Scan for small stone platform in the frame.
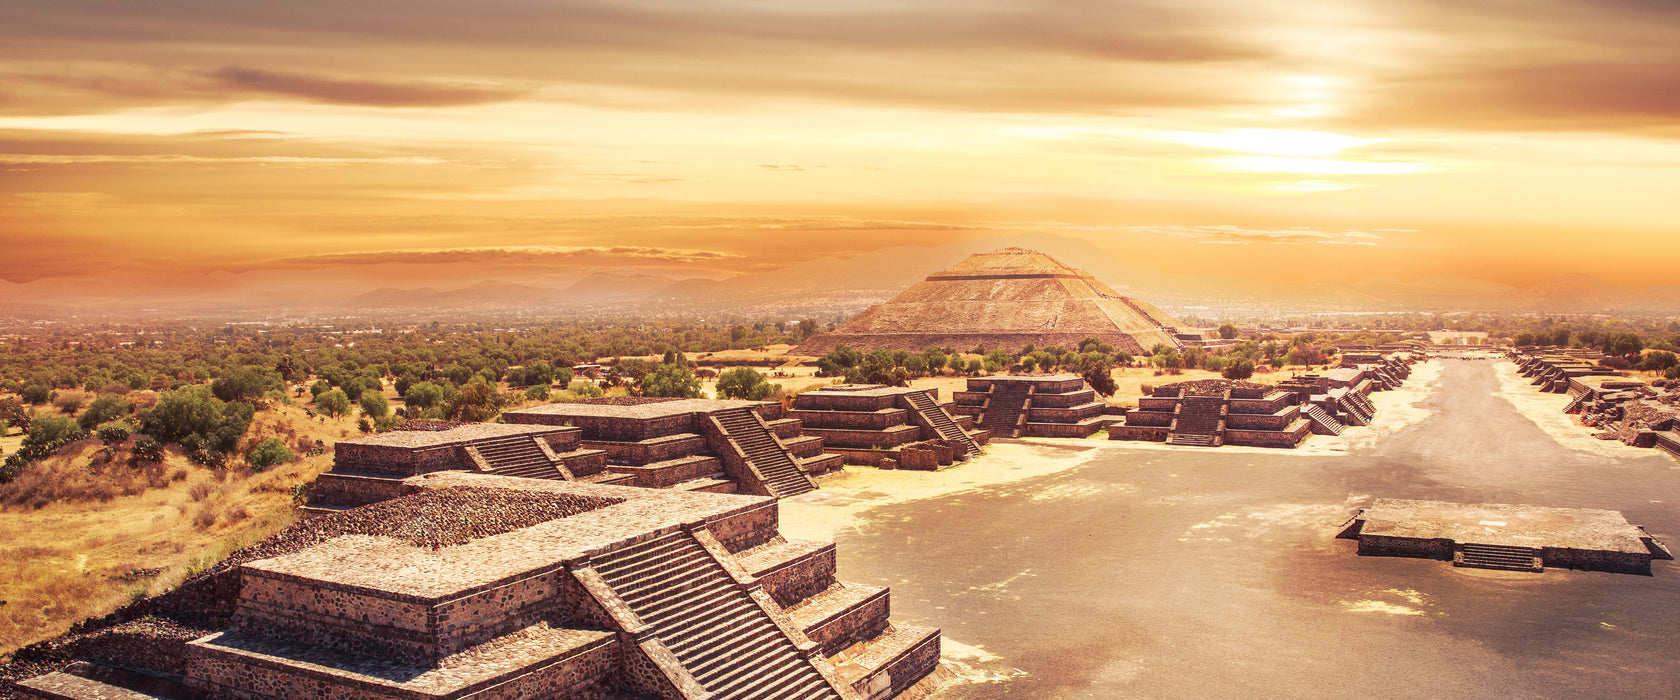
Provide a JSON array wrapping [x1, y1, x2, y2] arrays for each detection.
[[1340, 498, 1673, 574]]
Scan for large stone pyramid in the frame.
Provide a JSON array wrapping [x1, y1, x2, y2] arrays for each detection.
[[797, 247, 1195, 355]]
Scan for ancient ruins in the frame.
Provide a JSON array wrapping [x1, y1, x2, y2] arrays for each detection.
[[16, 475, 942, 699], [947, 375, 1122, 438], [1512, 349, 1680, 459], [1338, 498, 1673, 574], [305, 398, 845, 513], [795, 248, 1205, 355], [1110, 351, 1418, 448], [789, 386, 986, 470]]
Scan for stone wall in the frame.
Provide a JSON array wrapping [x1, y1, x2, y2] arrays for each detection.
[[1539, 547, 1653, 575], [1108, 425, 1167, 441], [754, 545, 838, 609], [805, 588, 890, 656], [1224, 422, 1310, 448], [790, 409, 911, 430], [333, 443, 463, 477], [801, 426, 922, 449], [1358, 535, 1452, 559]]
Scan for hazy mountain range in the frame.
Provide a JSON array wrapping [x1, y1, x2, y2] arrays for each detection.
[[4, 234, 1677, 321]]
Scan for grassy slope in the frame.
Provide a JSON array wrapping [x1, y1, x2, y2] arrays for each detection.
[[0, 402, 349, 655]]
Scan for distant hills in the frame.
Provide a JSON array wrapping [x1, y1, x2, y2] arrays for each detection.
[[4, 234, 1678, 321]]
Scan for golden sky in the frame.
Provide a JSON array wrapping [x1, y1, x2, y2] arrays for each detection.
[[3, 0, 1678, 303]]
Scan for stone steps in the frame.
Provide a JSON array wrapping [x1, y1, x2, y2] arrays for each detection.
[[1302, 404, 1344, 436], [591, 533, 838, 700], [980, 385, 1032, 438], [471, 435, 569, 481], [903, 391, 982, 459], [717, 408, 815, 497], [1455, 543, 1542, 572]]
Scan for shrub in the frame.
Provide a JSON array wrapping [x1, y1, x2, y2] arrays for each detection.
[[309, 379, 331, 398], [1223, 359, 1256, 381], [315, 389, 351, 417], [96, 421, 136, 445], [359, 391, 390, 418], [139, 385, 254, 454], [79, 394, 136, 431], [523, 384, 550, 401], [716, 367, 776, 400], [53, 392, 87, 416], [132, 436, 164, 463], [21, 384, 55, 405], [247, 438, 295, 470]]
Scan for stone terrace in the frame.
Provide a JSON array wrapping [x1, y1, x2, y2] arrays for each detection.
[[791, 385, 987, 470], [505, 397, 843, 498], [305, 422, 619, 514], [1111, 378, 1312, 448], [1339, 498, 1673, 574], [950, 375, 1121, 439], [16, 474, 944, 700]]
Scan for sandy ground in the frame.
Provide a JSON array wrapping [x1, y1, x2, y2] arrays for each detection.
[[776, 359, 1680, 697]]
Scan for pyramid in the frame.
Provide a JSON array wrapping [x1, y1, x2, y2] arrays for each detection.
[[796, 247, 1197, 355]]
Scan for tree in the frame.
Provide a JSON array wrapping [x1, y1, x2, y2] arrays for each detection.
[[716, 367, 776, 400], [798, 318, 819, 340], [360, 391, 390, 418], [405, 381, 446, 410], [1218, 324, 1238, 340], [53, 392, 86, 417], [445, 379, 501, 421], [641, 363, 703, 398], [139, 385, 253, 454], [247, 438, 295, 470], [1604, 332, 1644, 357], [211, 365, 282, 402], [1076, 353, 1118, 397], [315, 389, 351, 417], [1223, 359, 1256, 381], [78, 394, 135, 431], [20, 383, 54, 405], [309, 379, 331, 398]]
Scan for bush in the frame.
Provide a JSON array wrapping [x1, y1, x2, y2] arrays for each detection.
[[140, 385, 254, 454], [53, 392, 87, 416], [96, 421, 136, 445], [315, 389, 351, 417], [247, 438, 295, 470], [359, 391, 390, 418], [716, 367, 775, 400], [405, 381, 446, 410], [309, 379, 331, 398], [21, 383, 55, 405], [1223, 359, 1256, 380], [132, 436, 164, 463], [524, 384, 551, 401], [79, 394, 136, 431], [211, 365, 283, 402], [641, 363, 703, 398]]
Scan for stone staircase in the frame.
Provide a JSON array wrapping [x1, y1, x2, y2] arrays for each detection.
[[1336, 395, 1371, 426], [591, 532, 839, 700], [903, 391, 982, 460], [1657, 432, 1680, 460], [1454, 543, 1542, 572], [981, 383, 1033, 438], [1302, 404, 1344, 436], [1166, 395, 1223, 447], [470, 435, 565, 480], [716, 408, 816, 497], [1563, 392, 1591, 415]]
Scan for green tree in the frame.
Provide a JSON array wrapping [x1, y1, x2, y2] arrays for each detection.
[[405, 382, 446, 410], [139, 385, 253, 454], [1218, 323, 1238, 340], [315, 389, 351, 417], [309, 379, 331, 398], [1223, 359, 1256, 380], [1076, 353, 1118, 397], [445, 379, 502, 421], [716, 367, 776, 400], [20, 383, 54, 405], [641, 363, 703, 398], [247, 438, 296, 470], [1604, 332, 1644, 357], [78, 394, 135, 431], [211, 365, 282, 402], [359, 391, 390, 418]]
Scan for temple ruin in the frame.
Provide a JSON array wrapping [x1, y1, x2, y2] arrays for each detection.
[[1338, 498, 1673, 574], [795, 248, 1204, 355], [16, 475, 943, 699], [789, 386, 987, 469], [1110, 351, 1418, 448], [305, 398, 844, 513], [1510, 349, 1680, 459], [947, 375, 1122, 438]]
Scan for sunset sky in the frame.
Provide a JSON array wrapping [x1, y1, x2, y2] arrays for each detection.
[[4, 0, 1678, 306]]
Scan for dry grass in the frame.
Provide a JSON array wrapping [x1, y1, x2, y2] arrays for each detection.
[[0, 403, 343, 655]]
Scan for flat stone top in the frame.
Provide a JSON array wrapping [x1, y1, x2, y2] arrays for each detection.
[[342, 423, 567, 448], [984, 374, 1082, 384], [1577, 375, 1647, 390], [506, 398, 764, 419], [1323, 368, 1363, 382], [1360, 498, 1649, 553], [243, 474, 773, 599], [807, 385, 925, 397]]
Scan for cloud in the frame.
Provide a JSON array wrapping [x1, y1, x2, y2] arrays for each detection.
[[211, 67, 525, 107], [1125, 225, 1390, 246], [274, 245, 738, 268]]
